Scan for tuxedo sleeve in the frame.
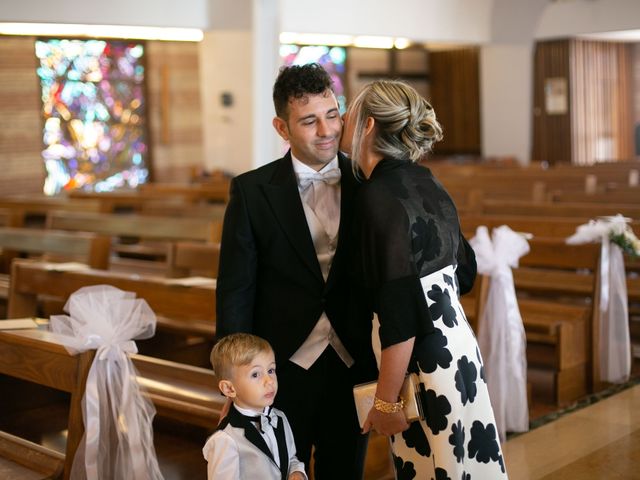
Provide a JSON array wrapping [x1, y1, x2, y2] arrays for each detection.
[[203, 431, 240, 480], [216, 177, 257, 338], [283, 415, 308, 479]]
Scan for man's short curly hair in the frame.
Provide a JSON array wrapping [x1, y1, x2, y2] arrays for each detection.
[[273, 63, 334, 119]]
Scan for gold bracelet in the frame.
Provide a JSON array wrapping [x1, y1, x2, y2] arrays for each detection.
[[373, 396, 404, 414]]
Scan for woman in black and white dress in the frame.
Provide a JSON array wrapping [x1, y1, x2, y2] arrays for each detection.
[[341, 80, 508, 480]]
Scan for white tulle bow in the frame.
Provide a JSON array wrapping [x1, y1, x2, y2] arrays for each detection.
[[470, 225, 530, 442], [566, 215, 631, 384], [49, 285, 164, 480]]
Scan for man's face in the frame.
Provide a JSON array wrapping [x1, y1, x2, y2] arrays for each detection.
[[273, 90, 342, 171]]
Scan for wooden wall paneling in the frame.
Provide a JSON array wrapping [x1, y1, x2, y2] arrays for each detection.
[[0, 36, 45, 196], [429, 48, 480, 155], [532, 39, 572, 165]]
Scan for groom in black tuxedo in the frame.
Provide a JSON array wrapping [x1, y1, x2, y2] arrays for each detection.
[[216, 63, 376, 479]]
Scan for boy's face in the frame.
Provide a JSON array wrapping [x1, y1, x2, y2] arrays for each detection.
[[220, 350, 278, 411]]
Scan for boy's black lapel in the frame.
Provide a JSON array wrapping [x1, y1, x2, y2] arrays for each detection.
[[273, 413, 289, 480], [223, 406, 276, 465]]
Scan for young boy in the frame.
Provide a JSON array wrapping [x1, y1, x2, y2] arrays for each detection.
[[203, 333, 307, 480]]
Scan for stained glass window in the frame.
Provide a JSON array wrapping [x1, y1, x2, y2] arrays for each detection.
[[280, 45, 347, 113], [36, 39, 149, 195]]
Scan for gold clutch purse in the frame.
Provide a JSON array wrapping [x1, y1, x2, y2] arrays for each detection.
[[352, 373, 423, 428]]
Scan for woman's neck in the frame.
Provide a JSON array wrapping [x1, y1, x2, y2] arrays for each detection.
[[360, 150, 384, 179]]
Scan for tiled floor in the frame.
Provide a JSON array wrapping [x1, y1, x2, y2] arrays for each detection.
[[503, 383, 640, 480]]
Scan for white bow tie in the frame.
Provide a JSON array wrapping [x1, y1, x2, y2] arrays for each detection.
[[297, 168, 341, 192], [251, 408, 279, 433]]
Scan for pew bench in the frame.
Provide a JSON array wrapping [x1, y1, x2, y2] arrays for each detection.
[[0, 228, 111, 314], [0, 431, 64, 480], [7, 260, 216, 340], [476, 199, 640, 220], [46, 211, 223, 273], [0, 196, 103, 227], [515, 239, 600, 403], [0, 325, 226, 479], [167, 241, 220, 278], [0, 327, 95, 479]]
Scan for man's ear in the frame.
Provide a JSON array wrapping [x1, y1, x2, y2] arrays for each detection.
[[273, 117, 289, 141], [219, 379, 236, 398]]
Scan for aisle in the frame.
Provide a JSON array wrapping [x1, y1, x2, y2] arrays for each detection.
[[503, 384, 640, 479]]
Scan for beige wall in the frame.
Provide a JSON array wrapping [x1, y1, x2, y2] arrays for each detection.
[[0, 37, 44, 195]]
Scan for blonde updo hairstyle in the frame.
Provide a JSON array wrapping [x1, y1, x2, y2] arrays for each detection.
[[348, 80, 443, 168]]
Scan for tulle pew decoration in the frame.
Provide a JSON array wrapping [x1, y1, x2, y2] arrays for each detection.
[[49, 285, 164, 480], [566, 214, 640, 384], [470, 225, 530, 442]]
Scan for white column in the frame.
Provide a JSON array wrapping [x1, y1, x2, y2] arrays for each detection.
[[480, 44, 533, 165], [252, 0, 281, 168]]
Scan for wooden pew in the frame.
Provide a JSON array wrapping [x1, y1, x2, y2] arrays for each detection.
[[476, 200, 640, 220], [461, 236, 600, 405], [47, 211, 221, 243], [46, 211, 223, 275], [549, 188, 640, 205], [0, 196, 103, 225], [7, 260, 216, 339], [0, 431, 65, 480], [139, 182, 230, 204], [166, 242, 220, 278], [139, 202, 226, 220], [0, 228, 111, 308], [68, 182, 230, 212], [0, 328, 95, 479], [516, 239, 601, 403], [460, 214, 589, 239], [0, 326, 227, 478], [0, 208, 23, 228], [132, 353, 224, 428]]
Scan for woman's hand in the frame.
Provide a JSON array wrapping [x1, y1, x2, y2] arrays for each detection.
[[362, 406, 409, 436]]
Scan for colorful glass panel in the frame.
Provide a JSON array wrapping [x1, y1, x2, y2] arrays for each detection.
[[36, 39, 148, 194], [280, 45, 347, 113]]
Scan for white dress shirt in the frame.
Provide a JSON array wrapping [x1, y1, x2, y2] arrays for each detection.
[[288, 155, 354, 370]]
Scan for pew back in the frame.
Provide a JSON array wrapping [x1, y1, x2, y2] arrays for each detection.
[[0, 328, 95, 479]]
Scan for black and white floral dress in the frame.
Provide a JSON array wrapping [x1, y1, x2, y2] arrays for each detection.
[[353, 158, 508, 480]]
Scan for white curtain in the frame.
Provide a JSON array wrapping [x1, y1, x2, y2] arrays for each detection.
[[49, 285, 165, 480], [470, 225, 530, 442], [566, 216, 631, 384]]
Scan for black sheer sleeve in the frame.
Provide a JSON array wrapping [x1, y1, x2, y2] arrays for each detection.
[[455, 233, 477, 296], [356, 183, 434, 349]]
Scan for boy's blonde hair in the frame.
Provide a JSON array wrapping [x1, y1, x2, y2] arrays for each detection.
[[210, 333, 273, 380]]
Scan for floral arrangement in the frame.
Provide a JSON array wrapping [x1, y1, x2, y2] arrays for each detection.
[[566, 213, 640, 258], [610, 224, 640, 258]]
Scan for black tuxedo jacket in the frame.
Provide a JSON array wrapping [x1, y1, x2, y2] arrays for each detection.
[[216, 151, 376, 381]]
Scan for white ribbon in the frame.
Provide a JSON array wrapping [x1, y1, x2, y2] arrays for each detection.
[[49, 285, 164, 480], [470, 225, 530, 442], [566, 215, 631, 384]]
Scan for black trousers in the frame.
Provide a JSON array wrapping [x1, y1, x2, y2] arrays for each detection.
[[274, 347, 368, 480]]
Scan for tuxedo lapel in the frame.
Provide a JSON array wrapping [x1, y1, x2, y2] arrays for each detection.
[[261, 152, 324, 282], [224, 406, 276, 465], [273, 414, 289, 480], [324, 153, 358, 294]]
